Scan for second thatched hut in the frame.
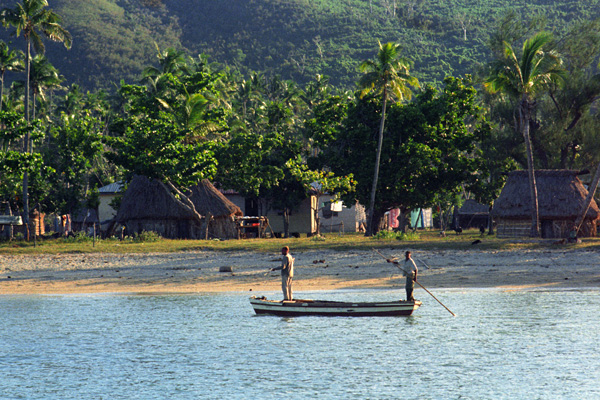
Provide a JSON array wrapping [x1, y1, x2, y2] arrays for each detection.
[[491, 170, 600, 238]]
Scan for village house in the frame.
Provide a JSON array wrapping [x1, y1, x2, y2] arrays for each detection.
[[221, 189, 365, 236], [455, 199, 490, 230], [98, 181, 124, 233], [492, 170, 599, 238]]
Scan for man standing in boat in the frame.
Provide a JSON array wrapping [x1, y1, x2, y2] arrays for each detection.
[[388, 251, 418, 301], [271, 246, 295, 301]]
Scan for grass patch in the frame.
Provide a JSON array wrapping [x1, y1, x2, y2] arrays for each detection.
[[0, 229, 598, 255]]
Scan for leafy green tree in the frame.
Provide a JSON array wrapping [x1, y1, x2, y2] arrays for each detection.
[[485, 31, 565, 237], [55, 83, 84, 116], [216, 72, 354, 237], [312, 76, 489, 234], [42, 113, 104, 214], [106, 93, 218, 226], [234, 74, 262, 120], [136, 52, 232, 142], [0, 110, 48, 237], [142, 45, 190, 81], [0, 40, 23, 112], [358, 41, 419, 236], [544, 19, 600, 169]]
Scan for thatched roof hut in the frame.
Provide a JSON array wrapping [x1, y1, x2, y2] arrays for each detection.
[[491, 170, 599, 238], [456, 199, 490, 230], [72, 208, 99, 232], [115, 176, 242, 239], [189, 180, 243, 218], [188, 179, 243, 239]]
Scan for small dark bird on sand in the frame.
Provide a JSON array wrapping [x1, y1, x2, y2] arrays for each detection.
[[471, 239, 481, 245]]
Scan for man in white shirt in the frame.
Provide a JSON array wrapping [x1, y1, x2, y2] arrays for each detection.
[[388, 250, 418, 301], [403, 251, 418, 301]]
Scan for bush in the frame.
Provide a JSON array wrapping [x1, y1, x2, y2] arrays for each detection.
[[373, 230, 421, 241], [311, 234, 326, 241], [67, 231, 93, 243], [134, 230, 161, 243]]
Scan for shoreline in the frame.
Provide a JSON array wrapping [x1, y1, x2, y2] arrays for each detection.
[[1, 248, 599, 295]]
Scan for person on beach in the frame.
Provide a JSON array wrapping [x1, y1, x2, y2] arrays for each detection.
[[271, 246, 295, 301], [388, 251, 418, 301]]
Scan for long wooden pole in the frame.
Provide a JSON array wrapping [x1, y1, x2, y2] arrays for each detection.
[[372, 248, 456, 316], [412, 279, 456, 317]]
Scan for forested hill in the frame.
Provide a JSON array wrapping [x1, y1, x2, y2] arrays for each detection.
[[1, 0, 599, 91]]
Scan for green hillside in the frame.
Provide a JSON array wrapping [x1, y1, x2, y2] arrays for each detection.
[[1, 0, 599, 90]]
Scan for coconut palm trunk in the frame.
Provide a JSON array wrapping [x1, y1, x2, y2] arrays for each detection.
[[366, 93, 388, 236], [520, 97, 540, 237], [359, 41, 419, 236], [21, 38, 35, 239]]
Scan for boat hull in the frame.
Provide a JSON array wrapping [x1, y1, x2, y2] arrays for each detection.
[[250, 296, 421, 317]]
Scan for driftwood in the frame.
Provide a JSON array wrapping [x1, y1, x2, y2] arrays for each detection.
[[575, 164, 600, 234]]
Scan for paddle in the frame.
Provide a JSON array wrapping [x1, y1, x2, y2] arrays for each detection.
[[416, 258, 431, 270], [372, 248, 456, 317]]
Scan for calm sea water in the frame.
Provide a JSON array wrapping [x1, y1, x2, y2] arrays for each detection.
[[0, 289, 598, 400]]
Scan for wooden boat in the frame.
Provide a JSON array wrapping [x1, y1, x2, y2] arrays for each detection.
[[249, 296, 421, 317]]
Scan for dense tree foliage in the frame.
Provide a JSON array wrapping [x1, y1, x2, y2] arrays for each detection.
[[1, 1, 600, 240], [309, 76, 497, 233]]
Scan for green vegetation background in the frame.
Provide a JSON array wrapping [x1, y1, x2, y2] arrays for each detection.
[[1, 0, 598, 91]]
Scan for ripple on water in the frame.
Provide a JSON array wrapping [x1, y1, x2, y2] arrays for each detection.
[[0, 289, 599, 399]]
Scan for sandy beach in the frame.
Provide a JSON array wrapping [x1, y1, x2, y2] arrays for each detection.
[[1, 248, 600, 295]]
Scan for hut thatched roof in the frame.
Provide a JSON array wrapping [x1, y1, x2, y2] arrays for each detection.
[[188, 179, 242, 218], [115, 176, 242, 222], [491, 170, 600, 219], [115, 176, 194, 221], [458, 199, 489, 215]]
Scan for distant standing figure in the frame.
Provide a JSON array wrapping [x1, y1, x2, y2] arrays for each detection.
[[271, 246, 295, 300], [388, 250, 418, 301], [61, 215, 68, 236]]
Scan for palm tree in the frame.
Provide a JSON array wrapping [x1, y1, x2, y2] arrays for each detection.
[[1, 0, 71, 239], [141, 46, 190, 96], [358, 41, 419, 236], [28, 54, 63, 119], [0, 40, 23, 112], [1, 0, 72, 122], [485, 32, 565, 237], [142, 45, 190, 80], [56, 83, 84, 116]]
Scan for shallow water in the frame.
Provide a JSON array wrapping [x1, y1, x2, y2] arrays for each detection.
[[0, 289, 598, 399]]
